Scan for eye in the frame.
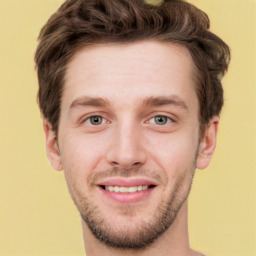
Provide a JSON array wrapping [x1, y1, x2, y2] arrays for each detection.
[[149, 115, 172, 125], [85, 116, 105, 125]]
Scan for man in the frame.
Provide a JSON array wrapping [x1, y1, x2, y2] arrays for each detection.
[[35, 0, 230, 255]]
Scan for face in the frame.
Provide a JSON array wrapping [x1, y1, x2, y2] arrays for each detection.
[[44, 41, 218, 249]]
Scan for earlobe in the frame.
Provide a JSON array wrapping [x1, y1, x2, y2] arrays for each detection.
[[43, 119, 63, 171], [196, 116, 219, 170]]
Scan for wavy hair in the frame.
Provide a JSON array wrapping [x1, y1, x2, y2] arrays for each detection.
[[35, 0, 230, 135]]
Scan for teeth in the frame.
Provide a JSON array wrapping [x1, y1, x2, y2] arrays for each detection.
[[128, 186, 137, 193], [105, 185, 149, 193], [119, 187, 129, 192]]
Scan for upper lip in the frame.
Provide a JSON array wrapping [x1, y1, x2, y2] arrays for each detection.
[[97, 178, 158, 187]]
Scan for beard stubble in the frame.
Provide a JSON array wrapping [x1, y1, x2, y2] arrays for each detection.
[[66, 158, 197, 250]]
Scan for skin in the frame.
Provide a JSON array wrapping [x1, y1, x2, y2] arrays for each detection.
[[44, 41, 218, 256]]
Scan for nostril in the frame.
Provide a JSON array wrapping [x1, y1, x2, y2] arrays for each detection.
[[111, 161, 141, 166]]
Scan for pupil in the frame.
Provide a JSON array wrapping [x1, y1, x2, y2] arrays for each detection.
[[91, 116, 102, 125], [156, 116, 166, 124]]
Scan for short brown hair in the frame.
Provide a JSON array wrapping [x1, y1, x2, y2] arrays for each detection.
[[35, 0, 230, 135]]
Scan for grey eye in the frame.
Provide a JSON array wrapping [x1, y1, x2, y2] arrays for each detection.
[[149, 116, 171, 125]]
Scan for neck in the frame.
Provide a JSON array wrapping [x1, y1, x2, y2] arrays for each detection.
[[81, 200, 201, 256]]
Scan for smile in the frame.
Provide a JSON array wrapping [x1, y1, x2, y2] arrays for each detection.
[[98, 183, 156, 203], [104, 185, 150, 193], [96, 178, 157, 203]]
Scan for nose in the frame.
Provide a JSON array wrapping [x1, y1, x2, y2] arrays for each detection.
[[106, 121, 147, 169]]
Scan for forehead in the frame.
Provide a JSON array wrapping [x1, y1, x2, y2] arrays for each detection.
[[63, 41, 198, 111]]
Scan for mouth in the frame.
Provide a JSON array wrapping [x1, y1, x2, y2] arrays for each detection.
[[99, 184, 156, 193], [97, 179, 157, 203]]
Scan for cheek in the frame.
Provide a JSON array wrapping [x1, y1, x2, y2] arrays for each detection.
[[146, 130, 199, 176], [59, 132, 108, 179]]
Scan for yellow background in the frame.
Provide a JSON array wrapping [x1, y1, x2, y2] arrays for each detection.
[[0, 0, 255, 255]]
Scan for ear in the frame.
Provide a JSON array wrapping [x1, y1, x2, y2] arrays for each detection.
[[196, 116, 219, 170], [43, 119, 63, 171]]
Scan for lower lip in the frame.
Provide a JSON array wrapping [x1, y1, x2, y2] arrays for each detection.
[[97, 186, 155, 203]]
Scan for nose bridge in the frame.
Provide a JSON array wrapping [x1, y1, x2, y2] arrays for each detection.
[[106, 116, 146, 168]]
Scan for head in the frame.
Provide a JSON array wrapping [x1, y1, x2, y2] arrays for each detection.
[[35, 0, 230, 137], [35, 0, 230, 251]]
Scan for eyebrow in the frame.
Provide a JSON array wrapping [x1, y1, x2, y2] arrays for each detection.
[[142, 96, 189, 111], [70, 96, 110, 110], [69, 95, 189, 111]]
